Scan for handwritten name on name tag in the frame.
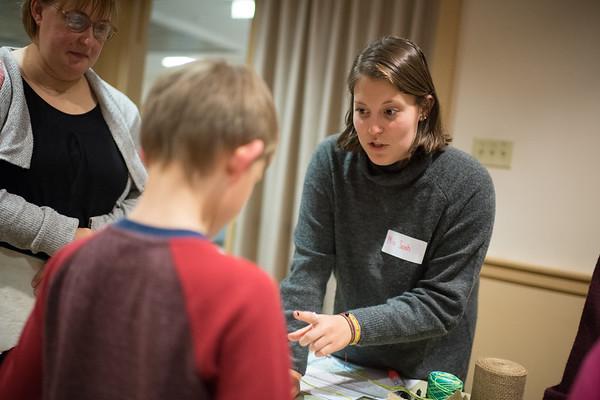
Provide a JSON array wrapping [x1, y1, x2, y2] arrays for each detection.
[[381, 229, 428, 264]]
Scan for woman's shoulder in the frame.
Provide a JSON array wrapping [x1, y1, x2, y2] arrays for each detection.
[[309, 133, 356, 169], [428, 146, 494, 195], [0, 47, 23, 136], [0, 47, 17, 92], [434, 146, 489, 175], [316, 133, 340, 152], [315, 133, 356, 160]]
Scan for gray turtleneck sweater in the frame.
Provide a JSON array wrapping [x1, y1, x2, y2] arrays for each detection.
[[280, 134, 495, 381]]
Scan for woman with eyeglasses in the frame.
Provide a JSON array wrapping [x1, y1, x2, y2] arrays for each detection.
[[0, 0, 146, 351]]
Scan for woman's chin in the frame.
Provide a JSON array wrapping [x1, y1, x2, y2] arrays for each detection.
[[365, 152, 393, 166]]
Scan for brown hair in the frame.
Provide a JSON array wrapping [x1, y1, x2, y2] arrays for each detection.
[[21, 0, 117, 40], [141, 60, 278, 180], [338, 36, 451, 155]]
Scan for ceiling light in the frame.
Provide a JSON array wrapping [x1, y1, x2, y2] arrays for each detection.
[[231, 0, 255, 19], [161, 56, 197, 68]]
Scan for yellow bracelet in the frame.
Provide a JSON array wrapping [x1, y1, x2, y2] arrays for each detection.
[[346, 313, 361, 345]]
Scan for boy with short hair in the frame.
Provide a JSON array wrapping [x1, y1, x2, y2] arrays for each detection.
[[0, 60, 291, 400]]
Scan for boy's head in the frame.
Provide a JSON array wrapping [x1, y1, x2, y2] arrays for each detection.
[[140, 59, 278, 236], [140, 59, 278, 180]]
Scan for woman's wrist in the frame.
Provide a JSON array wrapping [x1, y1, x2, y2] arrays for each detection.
[[339, 312, 362, 345]]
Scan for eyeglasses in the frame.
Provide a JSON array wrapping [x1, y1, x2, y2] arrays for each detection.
[[53, 5, 117, 41]]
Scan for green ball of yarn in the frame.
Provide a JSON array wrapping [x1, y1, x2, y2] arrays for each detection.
[[426, 371, 463, 400]]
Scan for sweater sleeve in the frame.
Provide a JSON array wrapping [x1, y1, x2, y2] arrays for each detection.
[[351, 165, 495, 346], [544, 255, 600, 399], [280, 141, 337, 375], [0, 189, 80, 255], [172, 240, 291, 400], [88, 176, 141, 230], [568, 339, 600, 400], [215, 273, 292, 400]]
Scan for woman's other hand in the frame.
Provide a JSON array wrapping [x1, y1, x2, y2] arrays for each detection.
[[32, 228, 94, 294], [74, 227, 93, 241], [288, 311, 352, 357], [31, 265, 44, 296]]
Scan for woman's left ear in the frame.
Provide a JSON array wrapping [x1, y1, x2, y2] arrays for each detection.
[[31, 0, 43, 24], [420, 95, 435, 120]]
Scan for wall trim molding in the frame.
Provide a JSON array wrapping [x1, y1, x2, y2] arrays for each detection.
[[482, 257, 591, 297]]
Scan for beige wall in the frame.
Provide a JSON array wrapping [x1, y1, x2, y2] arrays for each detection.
[[450, 0, 600, 275], [467, 275, 586, 400], [94, 0, 152, 106], [448, 1, 599, 398], [322, 3, 597, 397]]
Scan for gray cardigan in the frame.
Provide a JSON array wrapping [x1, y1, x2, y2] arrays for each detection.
[[280, 134, 495, 380], [0, 47, 147, 256]]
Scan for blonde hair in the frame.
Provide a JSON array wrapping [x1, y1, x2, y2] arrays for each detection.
[[141, 60, 278, 179], [22, 0, 117, 40]]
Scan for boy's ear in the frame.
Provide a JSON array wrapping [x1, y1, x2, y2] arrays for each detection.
[[227, 139, 265, 178]]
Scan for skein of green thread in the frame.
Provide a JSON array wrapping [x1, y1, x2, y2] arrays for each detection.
[[426, 371, 463, 400]]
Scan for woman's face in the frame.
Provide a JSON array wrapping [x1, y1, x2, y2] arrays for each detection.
[[33, 0, 109, 80], [352, 75, 422, 165]]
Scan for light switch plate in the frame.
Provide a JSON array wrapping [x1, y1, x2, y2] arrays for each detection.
[[472, 138, 513, 169]]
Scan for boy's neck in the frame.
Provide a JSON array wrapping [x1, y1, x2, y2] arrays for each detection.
[[128, 163, 223, 237]]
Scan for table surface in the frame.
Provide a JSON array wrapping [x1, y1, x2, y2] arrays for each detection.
[[295, 355, 471, 400]]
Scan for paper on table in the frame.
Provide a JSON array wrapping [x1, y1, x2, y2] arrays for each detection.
[[300, 354, 424, 400]]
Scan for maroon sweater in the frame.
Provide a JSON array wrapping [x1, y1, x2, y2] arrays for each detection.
[[569, 338, 600, 399], [544, 255, 600, 400], [0, 220, 291, 399]]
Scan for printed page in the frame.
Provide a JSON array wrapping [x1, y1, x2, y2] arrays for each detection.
[[300, 354, 426, 400]]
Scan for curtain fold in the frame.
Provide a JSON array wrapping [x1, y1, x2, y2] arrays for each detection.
[[233, 0, 440, 281]]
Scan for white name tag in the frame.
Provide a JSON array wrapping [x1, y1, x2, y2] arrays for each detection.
[[381, 229, 428, 264]]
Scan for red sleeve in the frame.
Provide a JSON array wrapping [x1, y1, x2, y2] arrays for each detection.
[[215, 270, 291, 400], [0, 240, 88, 399], [172, 240, 292, 400]]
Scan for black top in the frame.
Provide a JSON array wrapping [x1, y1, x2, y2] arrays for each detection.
[[0, 79, 128, 257]]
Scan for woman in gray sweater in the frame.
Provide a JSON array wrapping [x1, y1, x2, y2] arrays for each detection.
[[281, 36, 495, 396]]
